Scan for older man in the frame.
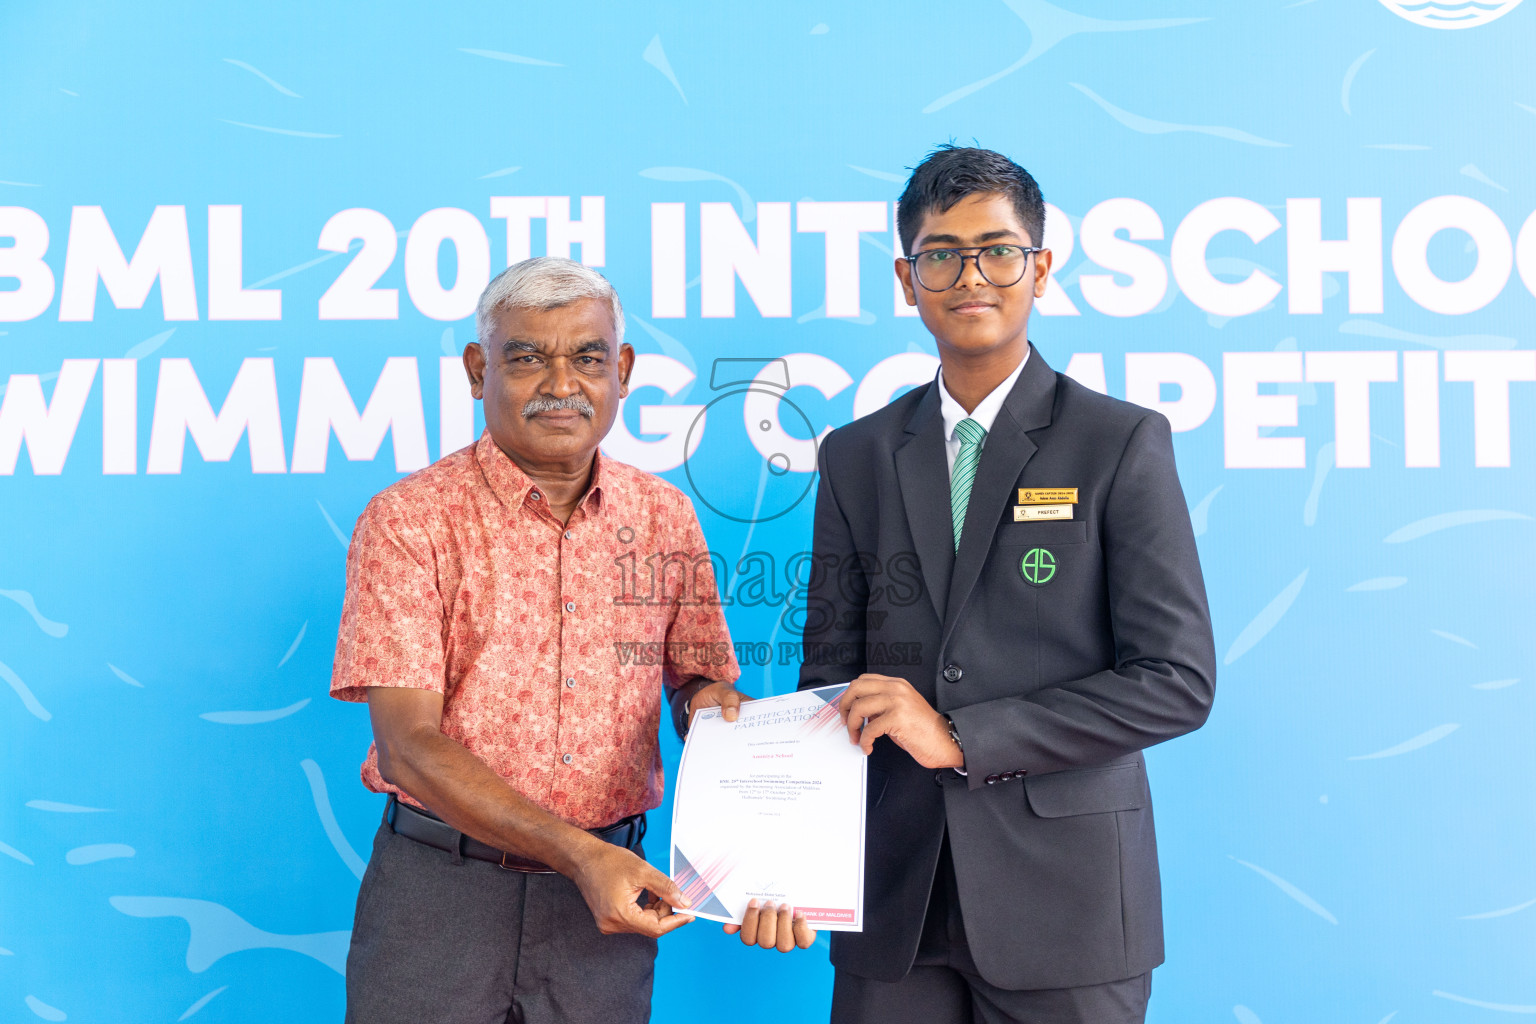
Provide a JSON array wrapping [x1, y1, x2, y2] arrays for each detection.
[[331, 257, 766, 1023]]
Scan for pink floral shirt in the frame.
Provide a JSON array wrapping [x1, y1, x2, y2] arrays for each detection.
[[330, 432, 739, 829]]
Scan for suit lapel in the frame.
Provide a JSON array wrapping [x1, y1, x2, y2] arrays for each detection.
[[893, 383, 954, 624], [941, 345, 1058, 651]]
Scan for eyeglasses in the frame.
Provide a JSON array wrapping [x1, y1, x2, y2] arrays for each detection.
[[905, 244, 1045, 291]]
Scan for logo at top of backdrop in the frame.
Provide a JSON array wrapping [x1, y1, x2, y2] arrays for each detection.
[[1378, 0, 1525, 28]]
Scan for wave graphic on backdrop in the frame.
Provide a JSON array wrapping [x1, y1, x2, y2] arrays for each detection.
[[24, 995, 66, 1022], [1224, 570, 1308, 666], [1383, 509, 1531, 542], [124, 328, 176, 360], [1070, 84, 1288, 147], [109, 897, 349, 974], [199, 699, 311, 725], [922, 1, 1205, 112], [222, 58, 301, 97], [1340, 49, 1377, 114], [1459, 895, 1536, 919], [1303, 443, 1335, 526], [1189, 485, 1222, 538], [65, 844, 135, 865], [458, 48, 562, 67], [1229, 857, 1339, 924], [177, 985, 228, 1021], [217, 120, 339, 139], [0, 589, 68, 637], [299, 759, 367, 880], [26, 801, 108, 813], [0, 659, 50, 721], [107, 663, 143, 688], [0, 840, 35, 865], [316, 500, 351, 548], [1431, 989, 1536, 1012], [640, 167, 755, 222], [642, 36, 687, 103], [1348, 723, 1460, 760], [276, 621, 308, 668], [1430, 629, 1477, 649], [1347, 577, 1408, 591]]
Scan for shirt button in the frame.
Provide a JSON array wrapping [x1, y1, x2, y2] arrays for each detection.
[[565, 677, 576, 688], [562, 753, 573, 765], [565, 601, 576, 613]]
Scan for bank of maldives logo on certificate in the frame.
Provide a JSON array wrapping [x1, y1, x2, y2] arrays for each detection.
[[1378, 0, 1525, 28], [669, 685, 866, 931]]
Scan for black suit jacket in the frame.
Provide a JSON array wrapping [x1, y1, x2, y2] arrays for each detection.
[[797, 345, 1216, 991]]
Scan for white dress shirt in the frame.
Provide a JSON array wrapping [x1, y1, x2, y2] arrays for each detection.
[[937, 349, 1030, 479]]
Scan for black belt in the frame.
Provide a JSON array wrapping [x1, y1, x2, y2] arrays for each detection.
[[385, 794, 646, 873]]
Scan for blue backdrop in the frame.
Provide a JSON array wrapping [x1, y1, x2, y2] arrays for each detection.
[[3, 2, 1534, 1022]]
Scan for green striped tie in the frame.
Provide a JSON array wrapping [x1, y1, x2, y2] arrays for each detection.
[[951, 417, 986, 551]]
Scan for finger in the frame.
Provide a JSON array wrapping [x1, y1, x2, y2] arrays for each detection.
[[650, 899, 683, 920], [776, 903, 796, 953], [840, 682, 892, 735], [652, 910, 693, 936], [859, 714, 892, 756], [845, 695, 892, 725], [756, 900, 779, 949], [738, 899, 762, 946], [841, 687, 872, 743], [624, 895, 693, 938], [642, 865, 690, 909], [720, 687, 743, 723], [793, 909, 817, 949], [837, 679, 877, 718]]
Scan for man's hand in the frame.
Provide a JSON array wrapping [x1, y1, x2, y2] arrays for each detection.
[[686, 680, 746, 728], [838, 673, 964, 769], [723, 899, 817, 952], [568, 840, 693, 938]]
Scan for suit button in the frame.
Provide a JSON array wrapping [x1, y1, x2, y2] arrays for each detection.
[[985, 774, 1000, 784], [942, 664, 963, 683]]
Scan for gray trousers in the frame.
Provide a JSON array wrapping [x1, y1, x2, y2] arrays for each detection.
[[344, 822, 656, 1024], [832, 834, 1151, 1024]]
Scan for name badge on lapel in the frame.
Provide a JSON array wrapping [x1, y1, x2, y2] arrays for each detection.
[[1013, 503, 1073, 522], [1013, 487, 1078, 522], [1017, 488, 1078, 505]]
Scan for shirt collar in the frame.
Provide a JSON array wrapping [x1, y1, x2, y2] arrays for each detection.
[[475, 431, 606, 515], [937, 347, 1030, 443]]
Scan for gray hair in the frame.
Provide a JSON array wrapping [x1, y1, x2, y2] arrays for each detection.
[[475, 256, 625, 348]]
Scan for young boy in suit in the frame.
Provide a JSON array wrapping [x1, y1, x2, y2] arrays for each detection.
[[796, 145, 1217, 1024]]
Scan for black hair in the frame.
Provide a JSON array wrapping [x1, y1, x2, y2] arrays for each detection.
[[896, 145, 1046, 255]]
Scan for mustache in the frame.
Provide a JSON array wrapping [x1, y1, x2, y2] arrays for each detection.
[[522, 394, 595, 418]]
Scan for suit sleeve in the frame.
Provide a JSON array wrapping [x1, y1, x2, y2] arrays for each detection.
[[946, 413, 1217, 784], [797, 433, 869, 690]]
